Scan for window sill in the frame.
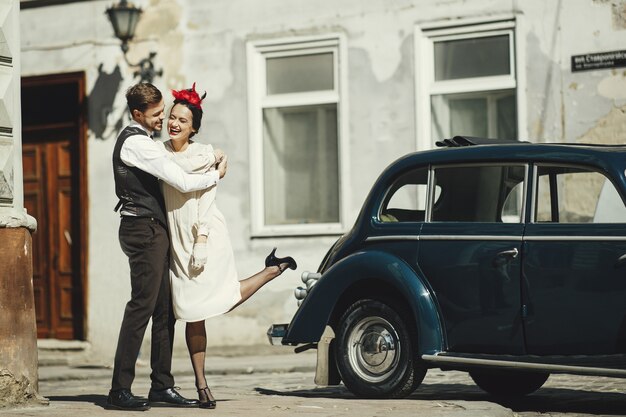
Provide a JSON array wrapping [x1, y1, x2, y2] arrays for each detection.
[[251, 223, 346, 238]]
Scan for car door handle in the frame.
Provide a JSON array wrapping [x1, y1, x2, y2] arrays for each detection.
[[497, 248, 519, 258], [492, 248, 519, 267]]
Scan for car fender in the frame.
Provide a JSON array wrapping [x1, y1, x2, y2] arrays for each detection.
[[282, 250, 444, 355]]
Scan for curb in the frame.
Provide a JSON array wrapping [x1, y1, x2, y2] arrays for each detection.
[[38, 352, 317, 383]]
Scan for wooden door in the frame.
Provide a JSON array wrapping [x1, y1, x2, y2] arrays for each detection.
[[23, 141, 75, 338], [22, 73, 87, 340]]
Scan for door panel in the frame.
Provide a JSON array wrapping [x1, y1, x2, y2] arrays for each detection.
[[58, 188, 73, 273], [23, 145, 50, 335], [57, 184, 75, 338], [56, 141, 74, 336], [523, 224, 626, 355]]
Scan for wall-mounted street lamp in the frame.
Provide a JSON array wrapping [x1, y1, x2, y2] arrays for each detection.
[[105, 0, 163, 83]]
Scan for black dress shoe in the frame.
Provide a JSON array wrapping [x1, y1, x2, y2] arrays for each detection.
[[148, 387, 199, 407], [265, 247, 297, 272], [106, 389, 150, 411]]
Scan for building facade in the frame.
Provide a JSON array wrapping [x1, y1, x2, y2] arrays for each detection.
[[19, 0, 626, 359]]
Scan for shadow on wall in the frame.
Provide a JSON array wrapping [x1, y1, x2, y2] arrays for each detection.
[[88, 64, 124, 140]]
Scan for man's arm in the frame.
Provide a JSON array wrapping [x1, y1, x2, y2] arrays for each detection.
[[121, 135, 220, 193]]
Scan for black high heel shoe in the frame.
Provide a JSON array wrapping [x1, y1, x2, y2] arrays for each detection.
[[265, 247, 297, 272], [197, 386, 216, 409]]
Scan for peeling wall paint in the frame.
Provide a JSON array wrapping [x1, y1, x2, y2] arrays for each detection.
[[578, 105, 626, 144], [611, 0, 626, 29], [598, 70, 626, 100], [140, 0, 185, 89]]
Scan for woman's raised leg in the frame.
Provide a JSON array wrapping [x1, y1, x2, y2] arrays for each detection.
[[229, 266, 285, 311]]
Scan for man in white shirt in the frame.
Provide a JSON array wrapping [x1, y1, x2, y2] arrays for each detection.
[[107, 83, 226, 411]]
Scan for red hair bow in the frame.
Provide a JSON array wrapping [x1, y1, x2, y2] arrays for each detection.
[[171, 82, 205, 109]]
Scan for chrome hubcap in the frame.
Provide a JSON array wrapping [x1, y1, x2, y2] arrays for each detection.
[[347, 316, 400, 382]]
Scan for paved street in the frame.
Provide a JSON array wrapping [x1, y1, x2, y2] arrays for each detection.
[[1, 350, 625, 417]]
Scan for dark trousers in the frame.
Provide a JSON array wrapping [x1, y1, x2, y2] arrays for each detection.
[[111, 217, 175, 392]]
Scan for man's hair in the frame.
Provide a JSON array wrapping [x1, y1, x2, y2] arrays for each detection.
[[126, 83, 162, 115]]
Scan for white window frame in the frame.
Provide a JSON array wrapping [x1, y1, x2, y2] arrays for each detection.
[[247, 34, 349, 237], [415, 15, 527, 151]]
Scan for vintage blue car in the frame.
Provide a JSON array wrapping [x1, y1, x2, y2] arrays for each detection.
[[268, 136, 626, 399]]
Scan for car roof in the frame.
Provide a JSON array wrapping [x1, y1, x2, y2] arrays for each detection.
[[394, 137, 626, 169], [434, 135, 626, 149]]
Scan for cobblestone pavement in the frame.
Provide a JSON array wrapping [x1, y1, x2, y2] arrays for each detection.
[[1, 354, 625, 417]]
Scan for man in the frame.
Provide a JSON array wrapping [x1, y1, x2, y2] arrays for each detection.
[[107, 83, 226, 411]]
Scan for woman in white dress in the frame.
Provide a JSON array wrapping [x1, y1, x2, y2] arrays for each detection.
[[161, 84, 296, 409]]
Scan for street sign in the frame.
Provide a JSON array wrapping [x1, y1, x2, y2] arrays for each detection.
[[571, 50, 626, 72]]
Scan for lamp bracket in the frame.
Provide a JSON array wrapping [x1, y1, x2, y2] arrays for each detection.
[[123, 50, 163, 84]]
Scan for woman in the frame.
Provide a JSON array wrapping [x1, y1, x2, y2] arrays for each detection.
[[161, 84, 296, 409]]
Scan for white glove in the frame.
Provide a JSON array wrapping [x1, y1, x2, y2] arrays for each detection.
[[191, 242, 208, 269]]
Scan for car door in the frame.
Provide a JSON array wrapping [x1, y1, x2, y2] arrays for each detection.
[[523, 164, 626, 355], [417, 163, 528, 354]]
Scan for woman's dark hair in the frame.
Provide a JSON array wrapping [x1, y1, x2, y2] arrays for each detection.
[[171, 83, 206, 137], [126, 83, 162, 114]]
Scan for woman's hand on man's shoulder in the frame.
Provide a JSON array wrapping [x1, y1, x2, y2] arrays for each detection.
[[217, 155, 228, 179], [213, 148, 225, 164]]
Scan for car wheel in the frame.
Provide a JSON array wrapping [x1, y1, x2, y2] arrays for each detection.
[[470, 370, 549, 397], [334, 299, 426, 398]]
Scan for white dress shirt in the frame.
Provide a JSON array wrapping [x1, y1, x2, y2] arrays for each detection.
[[119, 122, 220, 193]]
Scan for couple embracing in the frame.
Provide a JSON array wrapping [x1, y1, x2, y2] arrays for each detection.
[[107, 82, 296, 411]]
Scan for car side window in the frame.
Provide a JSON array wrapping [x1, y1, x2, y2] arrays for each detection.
[[379, 168, 431, 222], [431, 164, 526, 222], [535, 166, 626, 223]]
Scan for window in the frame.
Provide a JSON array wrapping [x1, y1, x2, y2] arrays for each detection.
[[247, 35, 348, 236], [534, 166, 626, 223], [430, 164, 526, 223], [378, 168, 433, 223], [415, 18, 523, 150]]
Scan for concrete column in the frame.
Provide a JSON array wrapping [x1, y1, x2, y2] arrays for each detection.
[[0, 228, 39, 406]]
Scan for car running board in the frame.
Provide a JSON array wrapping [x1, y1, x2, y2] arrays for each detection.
[[422, 353, 626, 378]]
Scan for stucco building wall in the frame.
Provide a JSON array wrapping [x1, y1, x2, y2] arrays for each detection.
[[19, 0, 626, 359]]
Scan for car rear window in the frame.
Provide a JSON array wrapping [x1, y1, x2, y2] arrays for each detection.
[[379, 168, 431, 222]]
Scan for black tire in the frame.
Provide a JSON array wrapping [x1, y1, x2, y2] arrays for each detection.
[[334, 299, 426, 398], [470, 370, 549, 397]]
